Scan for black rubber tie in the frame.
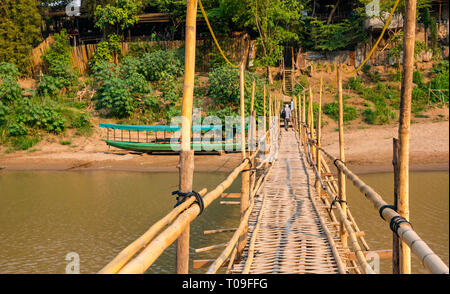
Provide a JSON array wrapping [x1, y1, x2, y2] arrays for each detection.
[[172, 190, 205, 215], [379, 204, 397, 220]]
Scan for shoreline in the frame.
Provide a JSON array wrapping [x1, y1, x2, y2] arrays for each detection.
[[0, 149, 447, 175], [1, 120, 448, 175]]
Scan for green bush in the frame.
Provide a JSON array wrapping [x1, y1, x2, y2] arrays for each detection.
[[140, 50, 184, 81], [0, 62, 22, 103], [363, 103, 396, 125], [89, 34, 121, 69], [128, 41, 160, 57], [344, 76, 363, 92], [38, 30, 78, 97], [323, 102, 358, 122], [208, 65, 265, 113], [92, 61, 157, 118]]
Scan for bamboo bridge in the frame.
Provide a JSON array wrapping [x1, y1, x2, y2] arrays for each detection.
[[98, 84, 449, 274], [98, 0, 448, 275]]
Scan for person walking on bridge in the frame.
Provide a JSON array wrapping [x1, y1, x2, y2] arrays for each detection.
[[281, 103, 292, 131]]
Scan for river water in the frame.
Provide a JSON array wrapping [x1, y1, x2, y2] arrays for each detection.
[[0, 170, 447, 274]]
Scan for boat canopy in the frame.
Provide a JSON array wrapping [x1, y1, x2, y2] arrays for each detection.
[[99, 123, 248, 131]]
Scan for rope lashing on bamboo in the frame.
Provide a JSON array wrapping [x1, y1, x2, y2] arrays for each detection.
[[390, 216, 412, 236], [329, 196, 347, 214], [172, 190, 205, 215], [378, 204, 397, 220], [198, 0, 241, 68]]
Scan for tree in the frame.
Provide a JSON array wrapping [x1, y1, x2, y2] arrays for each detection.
[[0, 0, 42, 74], [310, 7, 368, 51], [94, 0, 142, 37], [246, 0, 305, 83], [360, 0, 431, 53]]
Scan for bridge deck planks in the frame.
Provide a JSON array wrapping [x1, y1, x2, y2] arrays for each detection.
[[232, 129, 348, 274]]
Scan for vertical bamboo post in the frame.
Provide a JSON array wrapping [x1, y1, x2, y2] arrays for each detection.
[[282, 55, 286, 94], [393, 138, 400, 274], [302, 92, 307, 152], [298, 94, 301, 136], [176, 0, 198, 274], [250, 79, 256, 111], [263, 84, 267, 132], [315, 77, 323, 194], [292, 96, 297, 131], [238, 62, 250, 257], [397, 0, 416, 274], [308, 87, 315, 162], [337, 65, 348, 249]]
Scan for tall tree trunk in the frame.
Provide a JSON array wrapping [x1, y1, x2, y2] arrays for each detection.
[[327, 0, 341, 24]]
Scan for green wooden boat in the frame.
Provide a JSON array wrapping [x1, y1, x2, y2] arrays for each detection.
[[100, 123, 248, 153], [105, 140, 245, 152]]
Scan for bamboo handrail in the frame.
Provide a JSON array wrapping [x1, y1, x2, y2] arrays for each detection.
[[99, 188, 207, 274], [305, 135, 373, 273], [206, 157, 276, 274], [316, 145, 449, 274], [115, 151, 258, 274]]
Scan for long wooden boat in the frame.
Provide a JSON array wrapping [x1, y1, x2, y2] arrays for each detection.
[[100, 123, 248, 153]]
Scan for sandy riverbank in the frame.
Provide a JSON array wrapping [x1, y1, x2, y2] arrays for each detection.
[[0, 119, 448, 174]]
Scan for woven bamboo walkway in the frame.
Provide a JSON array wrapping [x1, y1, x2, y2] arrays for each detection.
[[232, 129, 348, 274]]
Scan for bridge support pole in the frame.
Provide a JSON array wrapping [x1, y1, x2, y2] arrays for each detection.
[[315, 77, 322, 194], [392, 138, 400, 274], [397, 0, 416, 274], [176, 0, 198, 274], [302, 92, 307, 152], [238, 62, 250, 258], [337, 65, 348, 249]]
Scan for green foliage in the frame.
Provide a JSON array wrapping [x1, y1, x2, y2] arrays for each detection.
[[208, 66, 241, 105], [323, 102, 358, 122], [0, 0, 42, 74], [247, 0, 304, 68], [310, 10, 368, 51], [0, 62, 23, 102], [139, 50, 184, 81], [89, 34, 122, 69], [208, 65, 265, 110], [94, 0, 142, 35], [92, 61, 158, 118], [344, 77, 363, 92], [363, 103, 396, 125], [3, 98, 66, 137], [38, 30, 78, 97], [430, 17, 438, 56], [128, 41, 160, 57]]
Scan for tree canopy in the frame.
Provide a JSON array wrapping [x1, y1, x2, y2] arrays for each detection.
[[0, 0, 42, 74]]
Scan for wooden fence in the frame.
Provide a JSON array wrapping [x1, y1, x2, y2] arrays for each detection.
[[30, 36, 248, 75]]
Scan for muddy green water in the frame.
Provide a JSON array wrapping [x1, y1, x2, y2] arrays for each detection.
[[0, 170, 448, 274]]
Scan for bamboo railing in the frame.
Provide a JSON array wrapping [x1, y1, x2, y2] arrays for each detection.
[[295, 80, 449, 274]]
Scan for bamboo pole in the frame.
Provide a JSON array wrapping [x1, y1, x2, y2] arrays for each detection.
[[250, 79, 255, 112], [302, 92, 307, 152], [238, 62, 250, 257], [175, 0, 199, 274], [397, 0, 417, 274], [297, 94, 301, 134], [315, 77, 323, 194], [393, 138, 400, 274], [308, 87, 315, 162], [337, 65, 348, 249]]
